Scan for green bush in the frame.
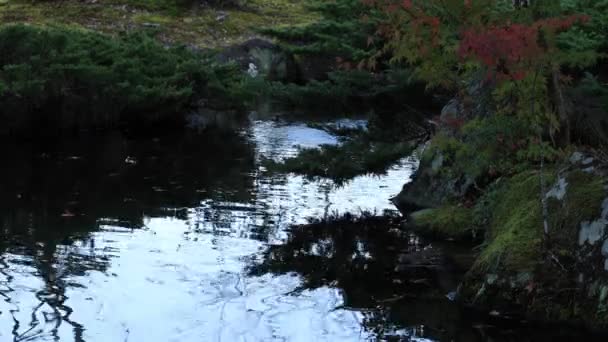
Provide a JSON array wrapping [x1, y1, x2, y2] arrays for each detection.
[[0, 24, 244, 134], [251, 68, 431, 112], [428, 115, 562, 184]]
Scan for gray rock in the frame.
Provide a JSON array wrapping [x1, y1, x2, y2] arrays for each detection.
[[446, 291, 458, 301], [392, 148, 474, 211], [430, 153, 444, 172], [546, 176, 568, 201], [570, 152, 585, 164], [440, 99, 460, 118], [579, 220, 607, 246], [602, 239, 608, 257], [486, 274, 498, 285], [583, 166, 596, 173], [217, 39, 297, 82], [582, 157, 595, 165]]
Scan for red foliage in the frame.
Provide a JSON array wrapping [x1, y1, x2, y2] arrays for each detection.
[[365, 0, 589, 81], [458, 15, 589, 80]]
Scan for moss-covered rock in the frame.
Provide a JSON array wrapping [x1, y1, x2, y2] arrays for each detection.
[[392, 140, 475, 211], [473, 171, 549, 273], [409, 205, 476, 240], [459, 160, 608, 328]]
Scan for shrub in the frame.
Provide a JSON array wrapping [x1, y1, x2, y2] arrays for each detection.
[[427, 115, 562, 184], [0, 24, 244, 135]]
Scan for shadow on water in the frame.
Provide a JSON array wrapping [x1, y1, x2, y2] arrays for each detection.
[[248, 213, 608, 341]]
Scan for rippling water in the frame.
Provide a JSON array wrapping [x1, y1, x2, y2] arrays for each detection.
[[0, 113, 419, 341], [0, 113, 604, 342]]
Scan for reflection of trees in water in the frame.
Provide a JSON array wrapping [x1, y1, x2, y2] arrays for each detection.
[[247, 213, 465, 339], [0, 217, 103, 342], [0, 127, 257, 341], [249, 214, 447, 301], [248, 214, 607, 342]]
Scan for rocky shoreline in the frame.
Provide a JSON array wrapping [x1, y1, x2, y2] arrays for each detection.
[[394, 126, 608, 328]]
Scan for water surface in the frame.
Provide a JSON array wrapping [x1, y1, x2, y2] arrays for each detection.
[[0, 113, 605, 341]]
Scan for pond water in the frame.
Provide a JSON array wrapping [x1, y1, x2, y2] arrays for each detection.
[[0, 112, 605, 341]]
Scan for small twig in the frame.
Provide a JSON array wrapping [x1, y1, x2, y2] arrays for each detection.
[[548, 252, 567, 273]]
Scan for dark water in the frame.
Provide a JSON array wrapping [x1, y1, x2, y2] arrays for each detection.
[[0, 112, 604, 341]]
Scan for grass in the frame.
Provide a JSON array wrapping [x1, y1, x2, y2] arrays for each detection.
[[0, 0, 316, 47]]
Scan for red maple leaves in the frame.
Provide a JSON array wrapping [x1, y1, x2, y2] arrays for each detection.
[[458, 15, 589, 80]]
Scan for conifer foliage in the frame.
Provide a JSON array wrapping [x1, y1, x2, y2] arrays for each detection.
[[0, 25, 242, 134], [261, 0, 384, 63]]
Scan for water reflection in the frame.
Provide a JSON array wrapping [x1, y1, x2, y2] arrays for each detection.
[[0, 114, 604, 341], [0, 124, 260, 341], [248, 213, 475, 341], [0, 114, 420, 341]]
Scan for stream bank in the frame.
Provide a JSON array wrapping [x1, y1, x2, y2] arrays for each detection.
[[394, 115, 608, 329]]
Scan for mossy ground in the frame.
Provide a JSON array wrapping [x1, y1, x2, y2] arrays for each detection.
[[0, 0, 316, 47], [409, 205, 475, 240]]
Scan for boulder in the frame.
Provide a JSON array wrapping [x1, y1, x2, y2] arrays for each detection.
[[458, 154, 608, 328], [392, 144, 475, 211], [218, 38, 298, 82]]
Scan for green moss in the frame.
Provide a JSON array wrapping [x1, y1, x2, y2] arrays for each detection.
[[563, 171, 605, 222], [410, 205, 474, 239], [548, 170, 606, 252], [474, 171, 552, 273]]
